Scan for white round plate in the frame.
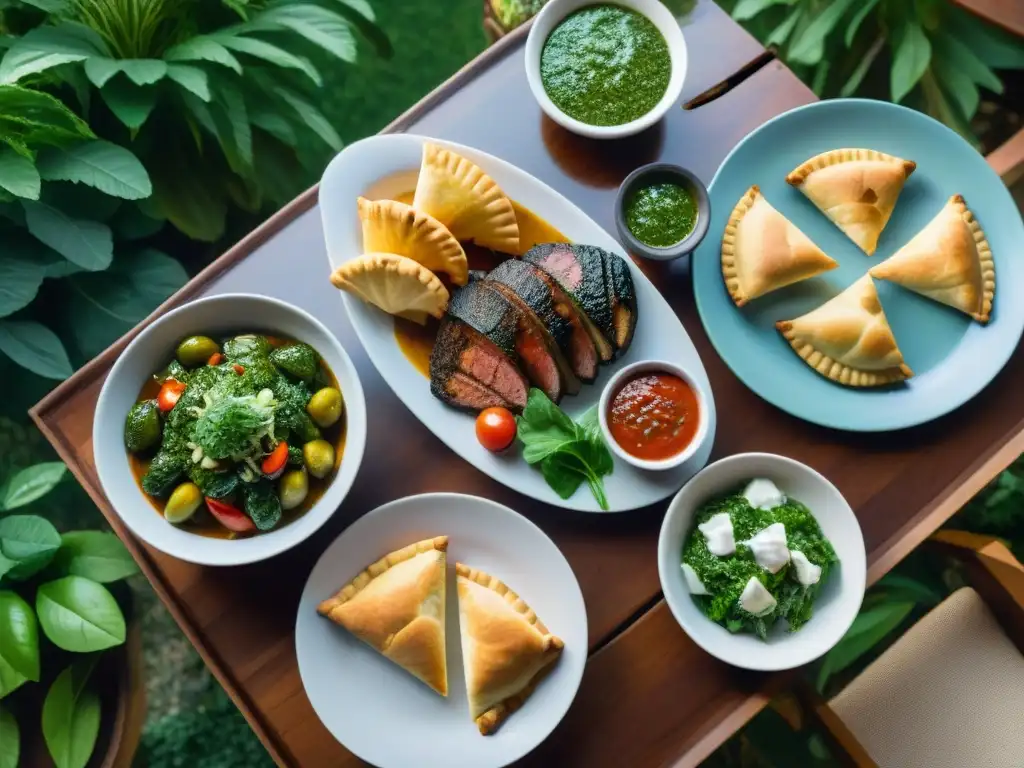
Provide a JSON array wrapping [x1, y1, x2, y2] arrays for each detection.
[[295, 493, 588, 768]]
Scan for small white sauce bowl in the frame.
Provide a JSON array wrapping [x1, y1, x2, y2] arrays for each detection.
[[524, 0, 688, 140], [658, 453, 867, 671], [93, 293, 367, 567], [598, 359, 710, 472]]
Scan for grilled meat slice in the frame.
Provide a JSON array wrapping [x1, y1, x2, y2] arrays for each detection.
[[432, 371, 514, 413], [600, 250, 638, 357], [523, 243, 615, 363], [485, 259, 582, 397]]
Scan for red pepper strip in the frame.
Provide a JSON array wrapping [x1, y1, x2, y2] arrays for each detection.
[[205, 497, 255, 532], [208, 352, 224, 366], [261, 441, 289, 478], [157, 379, 187, 412], [233, 364, 245, 375]]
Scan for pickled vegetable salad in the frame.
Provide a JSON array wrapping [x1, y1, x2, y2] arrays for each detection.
[[124, 333, 343, 535], [681, 479, 838, 640]]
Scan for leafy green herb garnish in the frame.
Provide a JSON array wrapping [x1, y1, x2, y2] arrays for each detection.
[[192, 390, 276, 460], [516, 388, 614, 510]]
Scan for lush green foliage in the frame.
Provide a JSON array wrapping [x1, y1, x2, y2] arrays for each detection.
[[722, 0, 1024, 143], [0, 459, 138, 768]]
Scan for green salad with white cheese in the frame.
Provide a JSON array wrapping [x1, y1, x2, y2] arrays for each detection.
[[681, 479, 838, 641]]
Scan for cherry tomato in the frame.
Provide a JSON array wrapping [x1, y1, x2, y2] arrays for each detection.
[[157, 379, 187, 412], [475, 407, 517, 452], [207, 352, 224, 366], [205, 497, 256, 533], [261, 441, 289, 479], [232, 364, 245, 375]]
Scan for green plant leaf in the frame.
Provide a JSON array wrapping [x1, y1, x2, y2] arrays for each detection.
[[36, 576, 126, 652], [324, 0, 392, 57], [891, 19, 931, 103], [948, 8, 1024, 69], [816, 601, 913, 691], [811, 59, 830, 96], [42, 661, 101, 768], [21, 199, 113, 270], [934, 33, 1003, 93], [0, 320, 73, 380], [19, 0, 68, 10], [1, 462, 66, 510], [766, 7, 802, 48], [841, 36, 884, 97], [67, 249, 188, 358], [166, 63, 210, 102], [919, 68, 978, 145], [216, 35, 322, 85], [164, 37, 242, 73], [149, 157, 226, 242], [877, 574, 941, 606], [788, 0, 856, 65], [0, 23, 107, 84], [931, 58, 979, 120], [249, 108, 297, 146], [212, 82, 252, 171], [83, 57, 166, 88], [0, 148, 40, 199], [0, 85, 95, 146], [37, 140, 151, 200], [0, 248, 44, 318], [53, 531, 138, 583], [110, 202, 163, 240], [243, 5, 356, 62], [99, 77, 157, 130], [0, 514, 61, 580], [844, 0, 879, 47], [274, 86, 342, 150], [0, 591, 39, 682], [732, 0, 792, 22], [0, 654, 27, 700], [0, 703, 18, 768]]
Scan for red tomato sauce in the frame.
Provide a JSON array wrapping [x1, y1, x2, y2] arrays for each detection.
[[608, 373, 699, 461]]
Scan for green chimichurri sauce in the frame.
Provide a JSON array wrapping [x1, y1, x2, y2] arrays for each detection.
[[625, 181, 697, 247], [540, 4, 671, 127]]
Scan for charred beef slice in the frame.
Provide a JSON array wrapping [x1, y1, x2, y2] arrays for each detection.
[[599, 249, 637, 357]]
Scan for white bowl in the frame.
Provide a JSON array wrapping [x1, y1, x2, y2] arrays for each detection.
[[658, 453, 866, 671], [93, 293, 367, 566], [524, 0, 688, 139], [598, 359, 710, 472]]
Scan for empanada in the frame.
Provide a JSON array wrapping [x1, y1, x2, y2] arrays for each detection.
[[330, 253, 449, 324], [869, 194, 994, 323], [722, 185, 837, 307], [456, 563, 563, 735], [786, 148, 916, 255], [412, 142, 520, 254], [318, 536, 449, 695], [776, 276, 913, 387], [358, 197, 469, 285]]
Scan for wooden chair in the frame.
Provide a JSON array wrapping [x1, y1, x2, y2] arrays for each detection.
[[799, 531, 1024, 768]]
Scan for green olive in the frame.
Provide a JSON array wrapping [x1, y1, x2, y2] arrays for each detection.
[[176, 335, 220, 367], [303, 439, 335, 479], [124, 399, 161, 453], [279, 469, 309, 510], [164, 482, 202, 524], [306, 387, 343, 428]]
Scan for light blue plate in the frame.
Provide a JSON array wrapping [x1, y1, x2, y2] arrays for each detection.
[[693, 98, 1024, 432]]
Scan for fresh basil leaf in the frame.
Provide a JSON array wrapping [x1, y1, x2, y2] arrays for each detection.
[[0, 653, 27, 700], [540, 452, 586, 500], [1, 461, 66, 510], [35, 576, 126, 652], [0, 514, 61, 580], [0, 703, 18, 768], [0, 591, 39, 682], [42, 661, 101, 768], [52, 531, 138, 583], [522, 388, 576, 435]]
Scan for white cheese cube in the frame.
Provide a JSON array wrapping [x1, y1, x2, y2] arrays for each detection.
[[743, 522, 790, 574], [791, 550, 822, 586], [681, 563, 709, 595], [743, 478, 786, 510], [698, 512, 736, 556], [739, 577, 777, 616]]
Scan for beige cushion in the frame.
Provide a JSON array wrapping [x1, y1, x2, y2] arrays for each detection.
[[831, 587, 1024, 768]]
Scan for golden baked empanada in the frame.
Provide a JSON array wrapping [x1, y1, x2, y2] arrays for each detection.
[[330, 253, 449, 324], [412, 142, 520, 254], [722, 185, 837, 307], [786, 148, 916, 255], [776, 276, 913, 387], [358, 197, 468, 285], [318, 536, 448, 695], [456, 563, 563, 735], [869, 194, 994, 323]]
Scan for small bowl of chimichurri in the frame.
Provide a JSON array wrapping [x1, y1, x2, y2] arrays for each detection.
[[614, 163, 710, 261], [525, 0, 688, 139]]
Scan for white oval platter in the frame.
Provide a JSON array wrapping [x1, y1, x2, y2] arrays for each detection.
[[318, 134, 716, 512]]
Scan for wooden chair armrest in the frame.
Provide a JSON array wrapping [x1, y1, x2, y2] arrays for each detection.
[[986, 126, 1024, 187], [929, 530, 1024, 653], [794, 681, 878, 767]]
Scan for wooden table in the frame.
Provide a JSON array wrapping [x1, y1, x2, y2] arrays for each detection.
[[32, 4, 1024, 766]]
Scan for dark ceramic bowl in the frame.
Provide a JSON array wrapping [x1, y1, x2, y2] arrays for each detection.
[[614, 163, 711, 261]]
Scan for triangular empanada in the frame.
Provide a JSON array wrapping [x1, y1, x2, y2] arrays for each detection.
[[776, 276, 913, 387], [412, 142, 520, 254], [722, 185, 837, 307], [869, 194, 994, 323], [318, 536, 449, 695], [358, 197, 469, 285], [330, 253, 449, 324], [456, 563, 563, 735], [786, 148, 916, 256]]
